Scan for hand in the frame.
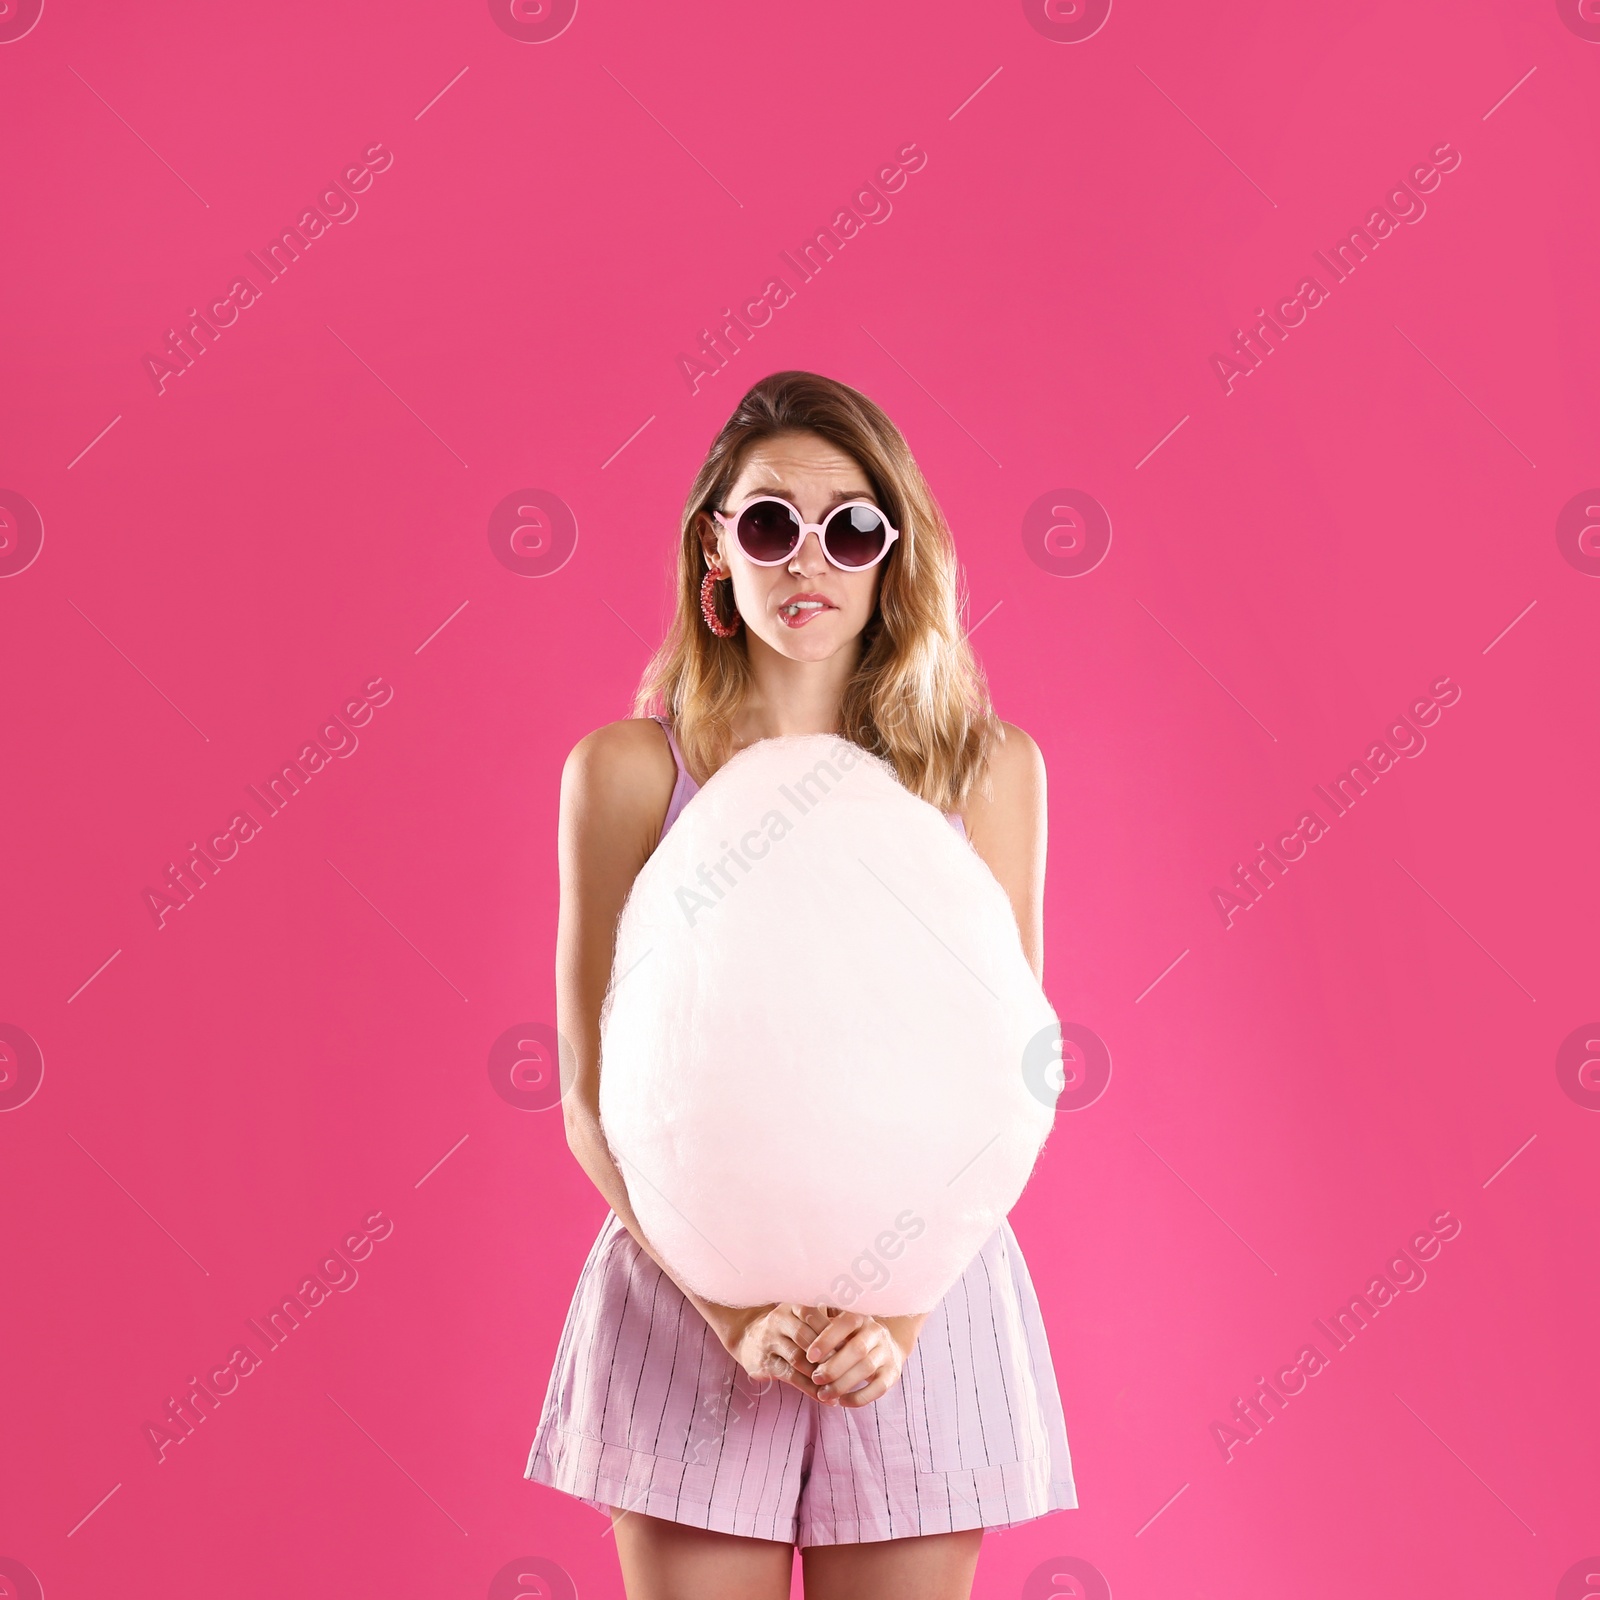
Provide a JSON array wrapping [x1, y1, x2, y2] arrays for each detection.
[[719, 1303, 828, 1399], [803, 1306, 927, 1408]]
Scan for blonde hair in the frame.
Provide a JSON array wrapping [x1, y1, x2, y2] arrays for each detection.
[[632, 370, 1001, 812]]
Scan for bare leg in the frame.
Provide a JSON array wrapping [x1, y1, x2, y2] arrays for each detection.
[[609, 1506, 794, 1600], [801, 1527, 983, 1600]]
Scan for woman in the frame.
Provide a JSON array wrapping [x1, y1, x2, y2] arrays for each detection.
[[526, 371, 1077, 1599]]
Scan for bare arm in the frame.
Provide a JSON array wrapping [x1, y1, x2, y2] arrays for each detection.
[[961, 720, 1048, 985], [556, 720, 789, 1358]]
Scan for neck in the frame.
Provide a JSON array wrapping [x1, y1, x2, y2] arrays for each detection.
[[735, 628, 863, 741]]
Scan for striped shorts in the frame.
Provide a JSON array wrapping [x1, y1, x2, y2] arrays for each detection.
[[524, 1212, 1078, 1547]]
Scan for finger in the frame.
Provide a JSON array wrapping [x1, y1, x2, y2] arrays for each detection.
[[786, 1305, 831, 1345], [809, 1323, 887, 1386], [761, 1349, 804, 1384], [771, 1334, 817, 1376], [814, 1351, 878, 1401], [784, 1306, 831, 1355], [804, 1310, 868, 1365], [837, 1371, 898, 1407], [812, 1325, 888, 1389], [773, 1358, 821, 1399], [795, 1307, 835, 1349]]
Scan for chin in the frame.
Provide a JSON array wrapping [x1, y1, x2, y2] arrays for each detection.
[[770, 618, 857, 656]]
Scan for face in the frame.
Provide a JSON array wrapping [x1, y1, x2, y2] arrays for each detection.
[[699, 431, 890, 662]]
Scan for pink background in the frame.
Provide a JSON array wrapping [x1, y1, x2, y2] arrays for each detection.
[[2, 0, 1597, 1596]]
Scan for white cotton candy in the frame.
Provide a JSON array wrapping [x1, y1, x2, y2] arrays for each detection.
[[598, 733, 1062, 1316]]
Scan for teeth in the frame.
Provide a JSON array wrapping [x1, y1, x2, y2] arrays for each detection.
[[784, 601, 825, 615]]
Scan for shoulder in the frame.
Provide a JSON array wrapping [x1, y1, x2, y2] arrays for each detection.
[[960, 720, 1044, 846], [561, 717, 678, 844], [566, 715, 674, 778], [980, 720, 1046, 807]]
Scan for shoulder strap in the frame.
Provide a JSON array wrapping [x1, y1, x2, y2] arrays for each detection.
[[650, 714, 689, 781]]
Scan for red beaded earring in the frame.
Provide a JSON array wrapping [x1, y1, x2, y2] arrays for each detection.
[[700, 567, 741, 637]]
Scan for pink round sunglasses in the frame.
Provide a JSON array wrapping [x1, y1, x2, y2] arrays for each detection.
[[712, 494, 901, 571]]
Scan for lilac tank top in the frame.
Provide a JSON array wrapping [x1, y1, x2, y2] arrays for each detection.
[[651, 715, 967, 844]]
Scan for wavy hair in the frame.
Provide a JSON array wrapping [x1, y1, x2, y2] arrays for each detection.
[[632, 370, 1001, 812]]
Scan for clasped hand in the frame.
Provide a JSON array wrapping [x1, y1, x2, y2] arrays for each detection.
[[724, 1302, 922, 1408]]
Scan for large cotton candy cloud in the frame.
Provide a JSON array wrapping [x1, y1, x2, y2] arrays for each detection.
[[599, 733, 1062, 1316]]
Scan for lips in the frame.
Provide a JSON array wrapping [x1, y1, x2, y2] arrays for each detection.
[[777, 592, 837, 628]]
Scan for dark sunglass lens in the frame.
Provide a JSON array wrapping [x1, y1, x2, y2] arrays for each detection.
[[737, 500, 801, 561], [826, 505, 889, 568]]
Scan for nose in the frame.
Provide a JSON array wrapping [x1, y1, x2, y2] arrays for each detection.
[[788, 528, 828, 575]]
